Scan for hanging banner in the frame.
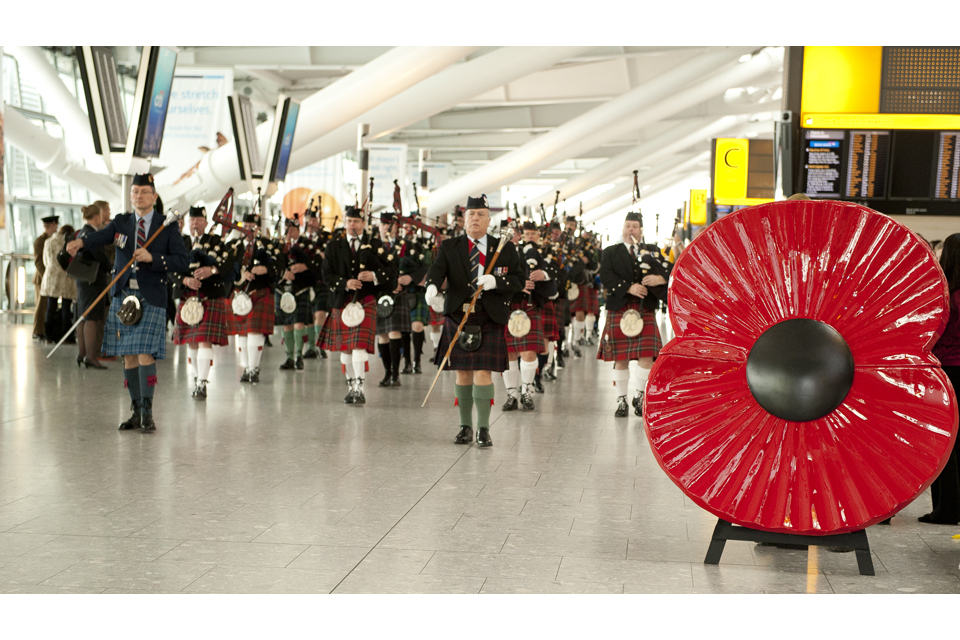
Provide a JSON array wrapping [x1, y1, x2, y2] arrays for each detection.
[[155, 67, 234, 189], [367, 143, 408, 213]]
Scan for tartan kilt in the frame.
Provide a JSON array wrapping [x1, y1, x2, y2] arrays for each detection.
[[228, 288, 275, 336], [570, 285, 600, 316], [172, 295, 230, 346], [376, 292, 412, 334], [505, 302, 545, 356], [275, 289, 313, 326], [103, 288, 167, 359], [542, 301, 560, 342], [598, 303, 661, 362], [311, 290, 330, 314], [429, 307, 445, 327], [409, 292, 430, 325], [319, 296, 377, 354], [434, 308, 509, 372]]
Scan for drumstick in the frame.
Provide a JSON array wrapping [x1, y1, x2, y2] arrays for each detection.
[[422, 229, 514, 408], [47, 207, 189, 358]]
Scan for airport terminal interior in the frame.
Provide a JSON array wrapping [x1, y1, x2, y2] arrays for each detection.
[[1, 31, 959, 611]]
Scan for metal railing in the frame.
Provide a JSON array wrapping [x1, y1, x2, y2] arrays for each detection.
[[0, 252, 37, 322]]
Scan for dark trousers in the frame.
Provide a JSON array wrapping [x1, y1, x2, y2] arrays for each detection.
[[930, 366, 960, 522], [44, 297, 74, 343]]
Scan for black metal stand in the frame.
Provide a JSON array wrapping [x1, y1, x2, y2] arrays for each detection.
[[704, 518, 875, 576]]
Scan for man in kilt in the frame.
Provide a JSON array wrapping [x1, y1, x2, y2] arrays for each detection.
[[302, 212, 329, 360], [276, 216, 321, 371], [374, 212, 409, 388], [547, 221, 572, 366], [228, 213, 281, 384], [425, 222, 449, 354], [501, 220, 558, 411], [400, 231, 430, 377], [565, 216, 601, 349], [66, 173, 188, 432], [598, 211, 669, 417], [319, 206, 391, 405], [171, 206, 236, 400], [425, 196, 523, 447]]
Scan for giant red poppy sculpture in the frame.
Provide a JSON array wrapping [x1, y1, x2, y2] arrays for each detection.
[[644, 200, 959, 535]]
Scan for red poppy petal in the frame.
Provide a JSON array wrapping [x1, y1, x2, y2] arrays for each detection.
[[645, 355, 957, 535], [669, 201, 948, 366]]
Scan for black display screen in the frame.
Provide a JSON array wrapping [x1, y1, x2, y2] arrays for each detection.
[[934, 132, 960, 199], [844, 131, 890, 199], [803, 130, 845, 198]]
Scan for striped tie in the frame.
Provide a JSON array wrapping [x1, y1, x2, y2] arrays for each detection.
[[137, 217, 147, 248], [469, 239, 485, 290]]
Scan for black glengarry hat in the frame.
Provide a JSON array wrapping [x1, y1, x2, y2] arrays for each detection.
[[522, 220, 538, 231], [380, 211, 395, 223], [188, 206, 206, 218], [465, 195, 488, 210], [344, 206, 364, 220], [241, 212, 260, 224], [131, 173, 154, 187], [625, 211, 642, 224]]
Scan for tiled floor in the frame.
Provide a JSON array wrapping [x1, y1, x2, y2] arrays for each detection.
[[1, 323, 958, 594]]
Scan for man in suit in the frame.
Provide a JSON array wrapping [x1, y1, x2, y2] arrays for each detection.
[[425, 195, 523, 447], [275, 215, 321, 371], [318, 206, 391, 405], [598, 211, 669, 417], [67, 173, 189, 432], [32, 215, 58, 340]]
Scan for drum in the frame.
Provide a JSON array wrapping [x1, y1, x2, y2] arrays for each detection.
[[619, 308, 644, 337], [179, 296, 204, 326]]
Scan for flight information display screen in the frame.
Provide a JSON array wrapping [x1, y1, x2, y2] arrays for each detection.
[[845, 131, 890, 199], [935, 132, 960, 199], [804, 130, 844, 197]]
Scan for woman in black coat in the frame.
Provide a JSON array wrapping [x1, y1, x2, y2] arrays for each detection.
[[75, 202, 112, 369]]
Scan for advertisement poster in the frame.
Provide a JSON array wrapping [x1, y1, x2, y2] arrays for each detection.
[[155, 67, 234, 189]]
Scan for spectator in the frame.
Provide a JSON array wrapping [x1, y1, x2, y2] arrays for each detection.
[[32, 215, 58, 341], [40, 224, 78, 343], [74, 203, 112, 369], [923, 232, 960, 525]]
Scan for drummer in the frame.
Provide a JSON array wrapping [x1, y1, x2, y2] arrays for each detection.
[[598, 211, 669, 417], [424, 195, 523, 447]]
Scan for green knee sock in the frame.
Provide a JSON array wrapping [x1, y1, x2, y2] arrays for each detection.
[[455, 384, 474, 427], [284, 329, 296, 358], [293, 327, 307, 356], [473, 383, 495, 429], [306, 324, 318, 350]]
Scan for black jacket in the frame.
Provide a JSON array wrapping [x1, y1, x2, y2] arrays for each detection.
[[276, 237, 322, 294], [230, 236, 281, 293], [79, 211, 189, 309], [514, 240, 558, 308], [172, 233, 235, 300], [322, 233, 394, 309], [600, 242, 669, 313], [425, 234, 523, 325]]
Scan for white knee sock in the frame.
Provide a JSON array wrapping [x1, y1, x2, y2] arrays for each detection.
[[430, 327, 442, 349], [503, 359, 520, 396], [520, 359, 538, 385], [197, 347, 214, 383], [352, 349, 368, 381], [585, 313, 596, 334], [187, 347, 198, 381], [573, 319, 585, 342], [341, 351, 355, 379], [629, 361, 649, 397], [235, 335, 248, 369], [612, 368, 630, 397], [546, 342, 556, 366], [247, 334, 265, 369]]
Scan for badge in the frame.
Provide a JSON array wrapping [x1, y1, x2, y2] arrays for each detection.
[[115, 233, 128, 249]]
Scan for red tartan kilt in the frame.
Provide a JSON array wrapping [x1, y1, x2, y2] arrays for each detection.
[[598, 303, 661, 361], [227, 288, 275, 335], [429, 307, 445, 326], [542, 301, 560, 341], [173, 296, 230, 346], [505, 302, 545, 355], [318, 297, 377, 354], [570, 285, 600, 315]]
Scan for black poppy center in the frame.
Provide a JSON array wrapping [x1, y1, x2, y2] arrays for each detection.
[[745, 319, 854, 422]]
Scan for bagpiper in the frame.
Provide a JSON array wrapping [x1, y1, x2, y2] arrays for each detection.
[[276, 214, 322, 371], [302, 210, 330, 360], [424, 196, 523, 447], [373, 211, 409, 388], [318, 206, 391, 404], [171, 206, 236, 399], [598, 211, 669, 417], [65, 173, 188, 432]]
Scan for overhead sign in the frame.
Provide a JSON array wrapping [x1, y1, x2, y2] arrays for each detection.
[[713, 138, 776, 206], [689, 189, 708, 225]]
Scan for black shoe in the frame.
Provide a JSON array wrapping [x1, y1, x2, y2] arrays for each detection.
[[194, 381, 207, 401], [119, 401, 141, 431], [413, 361, 422, 374], [400, 362, 413, 375], [918, 513, 959, 525], [239, 369, 251, 383], [264, 336, 273, 347], [502, 395, 519, 411], [476, 427, 493, 448], [279, 358, 296, 370], [388, 375, 402, 388], [632, 392, 644, 417], [140, 398, 156, 432], [520, 386, 535, 411], [572, 344, 582, 358], [77, 356, 84, 367], [533, 377, 544, 394], [302, 349, 319, 360], [615, 396, 628, 418], [542, 367, 556, 381], [344, 379, 357, 404], [556, 353, 566, 369], [249, 367, 260, 384], [577, 337, 586, 346], [83, 357, 107, 370], [354, 380, 366, 404], [378, 373, 392, 387], [455, 425, 474, 444], [319, 349, 328, 359], [585, 335, 595, 346], [562, 347, 570, 358], [295, 356, 304, 370]]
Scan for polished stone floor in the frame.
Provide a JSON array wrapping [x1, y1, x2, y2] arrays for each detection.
[[1, 322, 958, 594]]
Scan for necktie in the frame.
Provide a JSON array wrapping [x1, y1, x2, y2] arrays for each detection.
[[244, 239, 254, 263], [350, 238, 357, 254], [629, 244, 636, 259], [137, 218, 147, 249], [469, 239, 485, 290]]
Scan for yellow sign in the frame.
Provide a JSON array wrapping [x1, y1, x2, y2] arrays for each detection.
[[801, 47, 882, 116], [801, 113, 960, 130], [714, 197, 775, 206], [714, 138, 749, 201], [690, 189, 707, 226]]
